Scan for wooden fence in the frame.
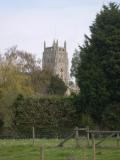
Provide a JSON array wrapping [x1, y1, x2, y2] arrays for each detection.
[[58, 127, 120, 148]]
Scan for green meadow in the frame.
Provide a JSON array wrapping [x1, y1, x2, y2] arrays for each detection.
[[0, 139, 120, 160]]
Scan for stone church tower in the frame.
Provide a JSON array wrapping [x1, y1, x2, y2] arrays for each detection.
[[42, 40, 69, 84]]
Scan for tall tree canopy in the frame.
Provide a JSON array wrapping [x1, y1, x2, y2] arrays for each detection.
[[74, 3, 120, 127], [47, 75, 67, 96]]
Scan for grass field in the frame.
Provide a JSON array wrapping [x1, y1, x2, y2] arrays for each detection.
[[0, 139, 120, 160]]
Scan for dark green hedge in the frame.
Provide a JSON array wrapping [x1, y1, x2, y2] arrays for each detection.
[[12, 95, 78, 138], [1, 94, 119, 138]]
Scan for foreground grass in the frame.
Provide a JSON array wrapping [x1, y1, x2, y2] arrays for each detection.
[[0, 139, 120, 160]]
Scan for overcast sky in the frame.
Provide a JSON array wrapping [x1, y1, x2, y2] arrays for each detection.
[[0, 0, 119, 67]]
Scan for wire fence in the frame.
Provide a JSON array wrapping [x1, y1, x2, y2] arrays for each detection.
[[0, 127, 73, 139], [0, 127, 120, 160]]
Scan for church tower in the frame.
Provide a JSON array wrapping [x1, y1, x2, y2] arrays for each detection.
[[42, 40, 69, 84]]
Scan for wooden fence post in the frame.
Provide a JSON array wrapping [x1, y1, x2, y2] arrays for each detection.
[[32, 125, 35, 145], [40, 146, 44, 160], [75, 127, 80, 148], [83, 146, 87, 160], [87, 127, 90, 147], [92, 136, 96, 160], [91, 133, 94, 147], [117, 133, 120, 148]]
